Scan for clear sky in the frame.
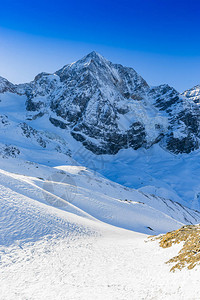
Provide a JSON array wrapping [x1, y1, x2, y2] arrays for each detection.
[[0, 0, 200, 92]]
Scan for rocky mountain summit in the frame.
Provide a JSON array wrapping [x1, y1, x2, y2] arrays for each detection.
[[1, 51, 200, 157], [182, 84, 200, 104]]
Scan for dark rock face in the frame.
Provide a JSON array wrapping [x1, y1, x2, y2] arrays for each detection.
[[0, 115, 9, 127], [127, 122, 146, 149], [147, 84, 200, 154], [166, 133, 199, 154], [1, 51, 200, 156], [49, 117, 68, 129], [149, 84, 181, 113], [1, 145, 20, 158], [20, 123, 47, 148]]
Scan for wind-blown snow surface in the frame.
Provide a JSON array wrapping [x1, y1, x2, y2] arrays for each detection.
[[0, 157, 200, 299], [1, 228, 200, 300]]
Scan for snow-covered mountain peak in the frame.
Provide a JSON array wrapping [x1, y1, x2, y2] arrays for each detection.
[[82, 50, 107, 63], [75, 51, 110, 68], [55, 51, 148, 91], [1, 52, 200, 212], [55, 51, 108, 78], [0, 52, 200, 157], [0, 76, 16, 93], [182, 84, 200, 104]]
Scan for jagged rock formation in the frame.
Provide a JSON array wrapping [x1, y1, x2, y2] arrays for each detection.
[[0, 51, 200, 156]]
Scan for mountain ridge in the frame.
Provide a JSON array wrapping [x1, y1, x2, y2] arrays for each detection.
[[1, 51, 200, 156], [1, 52, 200, 209]]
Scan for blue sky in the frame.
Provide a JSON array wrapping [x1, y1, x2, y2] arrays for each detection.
[[0, 0, 200, 91]]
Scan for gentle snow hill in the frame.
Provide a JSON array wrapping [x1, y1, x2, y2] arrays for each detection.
[[1, 156, 200, 248]]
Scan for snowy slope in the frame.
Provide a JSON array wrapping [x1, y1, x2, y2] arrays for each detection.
[[1, 224, 200, 300], [78, 145, 200, 211], [0, 157, 200, 299], [1, 156, 200, 248]]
